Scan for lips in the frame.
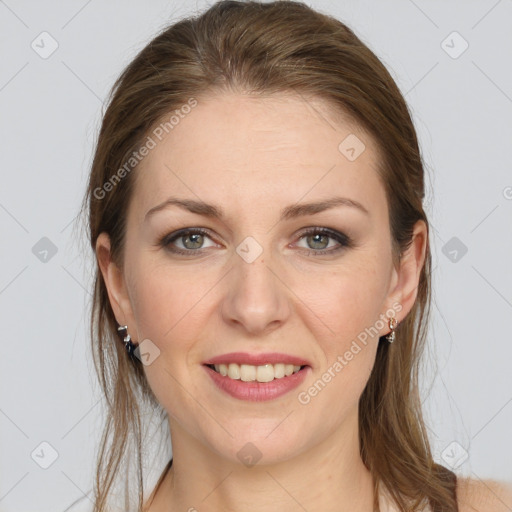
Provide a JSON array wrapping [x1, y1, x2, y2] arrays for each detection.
[[202, 351, 312, 367], [202, 352, 311, 401]]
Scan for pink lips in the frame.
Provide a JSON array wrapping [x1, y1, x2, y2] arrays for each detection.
[[202, 352, 311, 367], [202, 352, 311, 402]]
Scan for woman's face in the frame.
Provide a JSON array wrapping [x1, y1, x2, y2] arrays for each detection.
[[98, 91, 425, 466]]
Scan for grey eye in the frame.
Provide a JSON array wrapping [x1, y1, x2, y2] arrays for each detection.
[[181, 233, 205, 250], [304, 233, 331, 250]]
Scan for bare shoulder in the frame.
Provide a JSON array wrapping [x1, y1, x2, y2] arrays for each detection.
[[456, 477, 512, 512]]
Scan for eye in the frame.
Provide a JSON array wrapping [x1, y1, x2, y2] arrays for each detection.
[[160, 228, 218, 255], [159, 226, 353, 257], [295, 227, 353, 256]]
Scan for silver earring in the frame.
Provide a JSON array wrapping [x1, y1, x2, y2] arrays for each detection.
[[386, 317, 398, 343], [117, 325, 137, 355]]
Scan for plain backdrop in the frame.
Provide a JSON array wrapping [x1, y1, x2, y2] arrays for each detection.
[[1, 0, 511, 511]]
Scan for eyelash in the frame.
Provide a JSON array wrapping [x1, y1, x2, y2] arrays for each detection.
[[159, 227, 353, 257]]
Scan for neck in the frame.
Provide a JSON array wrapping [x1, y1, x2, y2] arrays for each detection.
[[151, 413, 376, 512]]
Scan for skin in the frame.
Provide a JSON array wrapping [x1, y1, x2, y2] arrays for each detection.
[[96, 91, 429, 511]]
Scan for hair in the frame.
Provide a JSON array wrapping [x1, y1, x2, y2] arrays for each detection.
[[81, 1, 458, 511]]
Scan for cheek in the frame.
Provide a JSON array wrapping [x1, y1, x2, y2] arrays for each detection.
[[295, 256, 390, 342], [295, 274, 384, 425], [125, 260, 212, 419], [295, 256, 389, 397], [127, 256, 209, 342]]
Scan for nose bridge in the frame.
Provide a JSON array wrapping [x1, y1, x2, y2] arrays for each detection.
[[222, 235, 289, 334]]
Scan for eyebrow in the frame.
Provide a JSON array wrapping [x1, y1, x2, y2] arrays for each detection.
[[144, 195, 369, 222]]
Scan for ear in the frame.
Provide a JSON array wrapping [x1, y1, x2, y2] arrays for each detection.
[[95, 232, 135, 332], [384, 220, 428, 322]]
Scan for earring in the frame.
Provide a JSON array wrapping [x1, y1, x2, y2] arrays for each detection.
[[117, 325, 137, 355], [386, 317, 398, 343]]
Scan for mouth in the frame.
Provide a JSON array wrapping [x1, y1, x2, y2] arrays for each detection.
[[202, 352, 312, 400], [204, 363, 309, 383]]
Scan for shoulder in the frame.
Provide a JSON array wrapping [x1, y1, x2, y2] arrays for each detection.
[[456, 477, 512, 512]]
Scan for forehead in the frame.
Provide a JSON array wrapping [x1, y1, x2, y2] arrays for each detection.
[[132, 92, 384, 222]]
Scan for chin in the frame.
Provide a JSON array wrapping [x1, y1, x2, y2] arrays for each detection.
[[203, 420, 311, 467]]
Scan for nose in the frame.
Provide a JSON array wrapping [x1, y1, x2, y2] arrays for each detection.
[[221, 246, 291, 336]]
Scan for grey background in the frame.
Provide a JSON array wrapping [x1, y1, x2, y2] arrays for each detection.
[[1, 0, 511, 511]]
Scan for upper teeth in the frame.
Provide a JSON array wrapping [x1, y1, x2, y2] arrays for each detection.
[[213, 363, 302, 382]]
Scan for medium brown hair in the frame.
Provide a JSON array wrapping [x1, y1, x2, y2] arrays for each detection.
[[82, 1, 458, 510]]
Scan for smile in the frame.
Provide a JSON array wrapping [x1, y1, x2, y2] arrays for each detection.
[[207, 363, 305, 382]]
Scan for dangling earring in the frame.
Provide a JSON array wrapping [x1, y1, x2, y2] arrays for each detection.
[[117, 325, 137, 355], [386, 317, 398, 343]]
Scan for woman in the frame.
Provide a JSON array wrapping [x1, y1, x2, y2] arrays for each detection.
[[79, 1, 511, 511]]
